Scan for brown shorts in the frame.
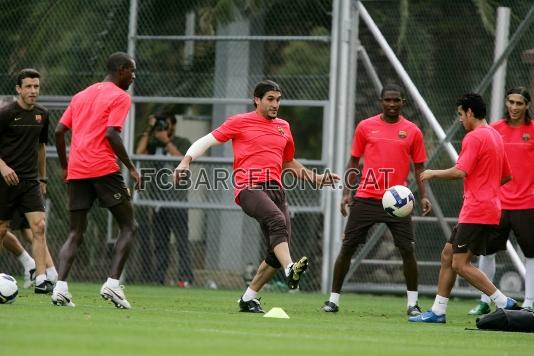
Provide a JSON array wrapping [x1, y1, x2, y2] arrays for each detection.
[[238, 181, 290, 269], [0, 179, 45, 220], [68, 172, 130, 211], [486, 209, 534, 258], [343, 197, 415, 253], [448, 223, 499, 256]]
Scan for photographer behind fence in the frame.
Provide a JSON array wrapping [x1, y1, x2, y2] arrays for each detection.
[[136, 113, 193, 287]]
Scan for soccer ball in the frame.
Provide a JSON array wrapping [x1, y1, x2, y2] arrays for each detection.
[[0, 273, 18, 304], [382, 185, 415, 218]]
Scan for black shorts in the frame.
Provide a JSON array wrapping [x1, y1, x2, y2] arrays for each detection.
[[68, 172, 130, 211], [343, 197, 415, 253], [486, 209, 534, 258], [10, 209, 30, 230], [0, 179, 44, 220], [448, 223, 499, 256]]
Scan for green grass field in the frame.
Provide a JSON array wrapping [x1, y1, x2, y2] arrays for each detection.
[[2, 282, 532, 355]]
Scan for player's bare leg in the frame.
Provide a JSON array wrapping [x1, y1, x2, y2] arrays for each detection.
[[107, 201, 137, 279], [25, 211, 51, 293], [2, 230, 36, 287], [99, 201, 136, 309]]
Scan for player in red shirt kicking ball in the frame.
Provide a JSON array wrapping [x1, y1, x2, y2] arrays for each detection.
[[174, 80, 340, 313], [324, 84, 431, 316], [52, 52, 140, 309], [410, 93, 520, 323]]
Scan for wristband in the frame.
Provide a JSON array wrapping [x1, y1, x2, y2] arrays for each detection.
[[39, 178, 48, 184]]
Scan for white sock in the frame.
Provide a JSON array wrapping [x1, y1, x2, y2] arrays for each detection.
[[242, 287, 258, 302], [17, 251, 35, 271], [46, 266, 58, 284], [329, 293, 340, 305], [407, 290, 418, 307], [431, 295, 448, 316], [35, 274, 46, 285], [55, 280, 68, 291], [106, 277, 120, 288], [284, 263, 293, 277], [523, 258, 534, 308], [490, 290, 508, 308], [478, 254, 495, 304]]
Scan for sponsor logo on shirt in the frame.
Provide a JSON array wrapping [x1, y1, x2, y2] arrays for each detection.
[[14, 117, 22, 121], [522, 133, 531, 142], [35, 114, 42, 123], [113, 193, 122, 200], [277, 127, 285, 136], [398, 130, 407, 139]]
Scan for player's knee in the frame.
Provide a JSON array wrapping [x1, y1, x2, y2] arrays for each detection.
[[263, 212, 287, 233], [398, 243, 415, 258], [0, 223, 7, 237], [265, 254, 281, 269], [338, 236, 360, 258], [31, 218, 46, 238], [440, 244, 453, 266], [120, 219, 138, 235], [451, 258, 466, 274]]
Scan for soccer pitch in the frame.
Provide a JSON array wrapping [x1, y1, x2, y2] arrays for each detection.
[[2, 283, 532, 355]]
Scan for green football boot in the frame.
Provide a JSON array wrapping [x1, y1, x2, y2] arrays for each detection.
[[468, 301, 491, 315]]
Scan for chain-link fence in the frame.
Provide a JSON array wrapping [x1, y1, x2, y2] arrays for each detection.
[[344, 0, 534, 296], [0, 0, 533, 296]]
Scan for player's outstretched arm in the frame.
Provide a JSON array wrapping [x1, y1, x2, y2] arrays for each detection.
[[173, 133, 222, 182], [55, 123, 70, 181], [420, 166, 465, 181], [282, 159, 340, 187], [105, 126, 140, 189]]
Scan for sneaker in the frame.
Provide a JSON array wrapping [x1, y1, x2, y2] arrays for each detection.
[[51, 289, 75, 307], [408, 310, 446, 323], [287, 256, 308, 290], [23, 268, 36, 288], [100, 284, 131, 309], [468, 301, 491, 315], [322, 301, 339, 313], [407, 304, 422, 316], [35, 280, 54, 294], [238, 297, 264, 313], [503, 297, 521, 310]]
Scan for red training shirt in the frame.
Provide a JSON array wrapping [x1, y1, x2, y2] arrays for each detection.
[[351, 114, 427, 199], [59, 82, 131, 180], [456, 125, 511, 224], [491, 119, 534, 210], [211, 111, 295, 203]]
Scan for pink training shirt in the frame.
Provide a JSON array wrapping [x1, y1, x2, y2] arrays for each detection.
[[456, 125, 512, 224], [59, 82, 131, 180], [211, 111, 295, 204], [351, 114, 427, 199], [491, 119, 534, 210]]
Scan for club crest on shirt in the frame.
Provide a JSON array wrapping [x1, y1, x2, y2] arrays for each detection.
[[398, 130, 407, 139], [113, 193, 122, 200], [35, 114, 42, 123], [277, 127, 285, 136], [522, 133, 531, 142]]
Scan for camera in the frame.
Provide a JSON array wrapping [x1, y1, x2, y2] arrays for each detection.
[[154, 115, 169, 131]]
